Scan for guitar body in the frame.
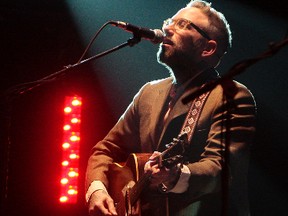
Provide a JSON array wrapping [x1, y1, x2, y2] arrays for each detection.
[[107, 136, 188, 216], [108, 153, 151, 216]]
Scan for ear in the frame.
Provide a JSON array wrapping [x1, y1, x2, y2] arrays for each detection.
[[201, 40, 217, 57]]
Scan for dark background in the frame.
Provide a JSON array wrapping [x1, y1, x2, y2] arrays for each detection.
[[1, 1, 287, 215]]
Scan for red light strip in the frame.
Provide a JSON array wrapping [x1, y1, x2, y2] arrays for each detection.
[[59, 96, 82, 204]]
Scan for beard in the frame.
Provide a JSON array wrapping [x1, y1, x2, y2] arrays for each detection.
[[157, 38, 203, 73], [157, 43, 183, 69]]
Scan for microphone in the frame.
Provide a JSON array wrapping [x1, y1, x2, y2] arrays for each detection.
[[110, 21, 164, 44]]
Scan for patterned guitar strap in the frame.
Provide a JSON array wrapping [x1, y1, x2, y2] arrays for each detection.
[[159, 90, 211, 216], [179, 90, 211, 143]]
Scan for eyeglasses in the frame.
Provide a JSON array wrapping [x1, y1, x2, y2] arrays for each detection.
[[163, 18, 211, 40]]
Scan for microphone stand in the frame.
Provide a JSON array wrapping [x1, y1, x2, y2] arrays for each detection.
[[1, 34, 142, 215], [181, 37, 288, 216]]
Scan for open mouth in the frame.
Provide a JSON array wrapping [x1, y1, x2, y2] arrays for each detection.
[[162, 38, 174, 46]]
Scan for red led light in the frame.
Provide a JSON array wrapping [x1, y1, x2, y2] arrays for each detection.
[[59, 196, 68, 203], [62, 160, 69, 166], [60, 96, 82, 204], [70, 135, 79, 142], [63, 125, 71, 131], [61, 178, 69, 184], [62, 142, 70, 149], [64, 107, 72, 113], [69, 153, 77, 159], [68, 170, 78, 178], [68, 188, 78, 195], [71, 118, 79, 123], [71, 99, 81, 106]]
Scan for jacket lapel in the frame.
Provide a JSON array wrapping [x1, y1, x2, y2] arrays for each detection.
[[149, 78, 173, 149]]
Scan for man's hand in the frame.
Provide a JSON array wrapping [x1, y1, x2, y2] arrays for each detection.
[[144, 151, 181, 192], [88, 189, 117, 216]]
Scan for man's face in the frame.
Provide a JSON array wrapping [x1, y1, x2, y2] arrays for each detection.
[[157, 7, 209, 70]]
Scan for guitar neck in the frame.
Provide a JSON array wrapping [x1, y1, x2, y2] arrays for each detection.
[[128, 139, 185, 206], [129, 171, 152, 206]]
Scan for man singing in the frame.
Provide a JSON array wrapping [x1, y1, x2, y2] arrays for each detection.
[[85, 1, 256, 215]]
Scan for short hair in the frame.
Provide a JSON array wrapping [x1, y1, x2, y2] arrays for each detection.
[[187, 0, 232, 56]]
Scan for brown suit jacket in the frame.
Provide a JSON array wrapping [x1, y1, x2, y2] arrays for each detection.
[[86, 69, 256, 215]]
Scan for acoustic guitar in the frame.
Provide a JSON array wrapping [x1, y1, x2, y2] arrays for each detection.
[[108, 133, 188, 216]]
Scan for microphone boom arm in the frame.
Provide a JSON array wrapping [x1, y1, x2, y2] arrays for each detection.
[[182, 37, 288, 104], [4, 34, 142, 98]]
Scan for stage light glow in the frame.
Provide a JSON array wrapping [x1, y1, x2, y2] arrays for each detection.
[[69, 153, 77, 159], [62, 160, 69, 166], [72, 99, 81, 106], [71, 118, 79, 123], [61, 178, 69, 184], [64, 107, 72, 113], [68, 188, 78, 195], [62, 142, 70, 149], [63, 125, 71, 130], [68, 170, 78, 177], [59, 96, 82, 204], [59, 196, 68, 203], [70, 135, 79, 142]]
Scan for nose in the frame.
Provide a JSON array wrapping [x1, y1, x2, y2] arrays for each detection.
[[162, 24, 174, 36]]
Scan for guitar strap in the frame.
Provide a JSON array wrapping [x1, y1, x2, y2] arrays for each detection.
[[161, 91, 211, 216], [180, 90, 210, 143]]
